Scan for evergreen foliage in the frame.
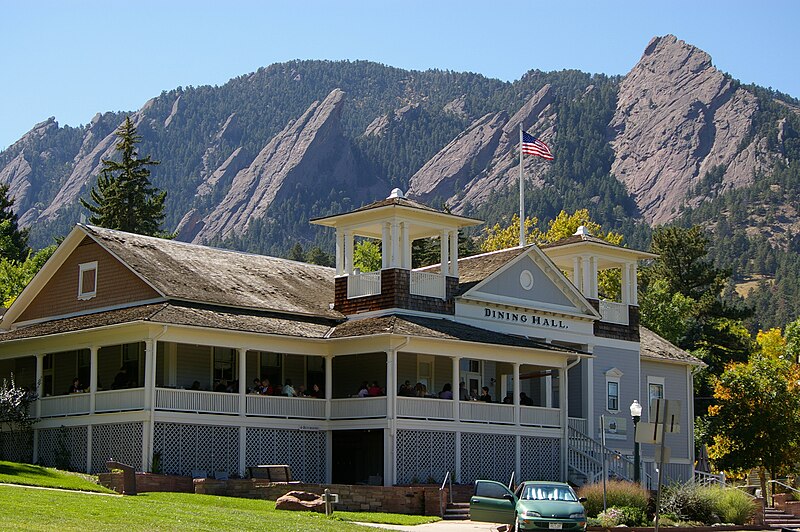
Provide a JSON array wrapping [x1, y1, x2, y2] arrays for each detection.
[[0, 184, 29, 262], [80, 116, 167, 236]]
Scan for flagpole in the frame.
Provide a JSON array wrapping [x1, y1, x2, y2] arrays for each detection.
[[519, 123, 525, 247]]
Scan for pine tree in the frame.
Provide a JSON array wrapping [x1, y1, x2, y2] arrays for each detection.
[[80, 116, 167, 236], [0, 184, 29, 262]]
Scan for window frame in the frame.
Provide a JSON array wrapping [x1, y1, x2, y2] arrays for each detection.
[[647, 376, 665, 421], [78, 261, 98, 300], [604, 367, 623, 413]]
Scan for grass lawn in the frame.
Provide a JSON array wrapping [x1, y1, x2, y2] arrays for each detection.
[[0, 461, 440, 530], [0, 486, 438, 530], [0, 460, 115, 493]]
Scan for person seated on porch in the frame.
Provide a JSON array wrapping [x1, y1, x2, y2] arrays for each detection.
[[458, 382, 469, 401], [368, 381, 383, 396], [259, 378, 273, 395], [308, 383, 321, 398], [68, 377, 85, 394], [214, 379, 229, 393], [357, 381, 369, 397], [190, 380, 201, 390], [414, 382, 427, 397], [502, 393, 512, 404], [520, 392, 534, 406], [112, 367, 129, 389], [249, 378, 262, 394], [398, 380, 413, 397], [479, 386, 492, 403], [438, 383, 453, 400], [282, 379, 296, 396], [297, 384, 307, 396]]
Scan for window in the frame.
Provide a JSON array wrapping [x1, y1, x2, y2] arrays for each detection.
[[607, 381, 619, 411], [475, 481, 511, 499], [604, 367, 623, 413], [78, 261, 98, 300], [648, 376, 665, 420], [213, 347, 236, 382]]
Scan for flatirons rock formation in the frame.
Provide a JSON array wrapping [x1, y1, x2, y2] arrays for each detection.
[[609, 34, 772, 224]]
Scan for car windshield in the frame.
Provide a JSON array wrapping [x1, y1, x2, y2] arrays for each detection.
[[520, 485, 577, 501]]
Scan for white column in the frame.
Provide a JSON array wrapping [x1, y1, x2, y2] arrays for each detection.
[[344, 230, 353, 275], [513, 363, 521, 426], [401, 222, 410, 269], [590, 257, 599, 298], [238, 348, 247, 417], [336, 230, 345, 275], [381, 223, 390, 269], [572, 257, 580, 287], [586, 349, 595, 438], [86, 425, 93, 474], [325, 430, 333, 484], [545, 373, 553, 408], [325, 356, 333, 420], [631, 263, 639, 305], [450, 230, 459, 277], [144, 339, 155, 410], [559, 365, 568, 482], [515, 434, 522, 486], [440, 230, 449, 275], [454, 431, 462, 484], [621, 263, 631, 304], [581, 256, 590, 297], [386, 350, 396, 487], [386, 351, 395, 420], [452, 356, 461, 422], [239, 426, 247, 478], [35, 354, 44, 418], [390, 222, 400, 268], [89, 346, 98, 414]]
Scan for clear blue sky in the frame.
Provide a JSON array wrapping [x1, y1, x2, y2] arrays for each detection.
[[2, 0, 798, 150]]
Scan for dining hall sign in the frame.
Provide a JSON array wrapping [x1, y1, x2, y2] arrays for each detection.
[[483, 307, 569, 329]]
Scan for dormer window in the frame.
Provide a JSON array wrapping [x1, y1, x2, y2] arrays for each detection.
[[78, 261, 98, 300]]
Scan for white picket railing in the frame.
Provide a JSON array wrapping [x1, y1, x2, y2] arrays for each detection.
[[330, 397, 387, 419], [155, 388, 239, 414], [460, 401, 515, 424], [599, 300, 628, 325], [396, 397, 454, 420], [410, 271, 445, 299], [520, 406, 561, 428], [95, 388, 145, 412], [246, 394, 325, 419], [568, 417, 588, 434], [347, 271, 381, 298], [39, 394, 90, 417]]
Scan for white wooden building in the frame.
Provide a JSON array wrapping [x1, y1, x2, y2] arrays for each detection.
[[0, 190, 701, 486]]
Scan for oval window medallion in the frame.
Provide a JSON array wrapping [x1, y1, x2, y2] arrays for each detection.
[[519, 269, 534, 291]]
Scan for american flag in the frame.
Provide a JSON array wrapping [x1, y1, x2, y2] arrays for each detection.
[[522, 131, 554, 160]]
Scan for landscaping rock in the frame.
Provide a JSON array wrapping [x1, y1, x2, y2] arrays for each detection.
[[275, 490, 325, 513]]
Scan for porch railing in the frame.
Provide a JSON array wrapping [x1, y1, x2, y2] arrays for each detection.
[[39, 394, 90, 417], [246, 394, 325, 419], [460, 401, 515, 424], [347, 271, 381, 298], [397, 397, 454, 420], [95, 388, 145, 413], [599, 300, 628, 325], [155, 388, 238, 414], [330, 397, 387, 419], [568, 417, 588, 434], [410, 271, 445, 299], [520, 406, 561, 428]]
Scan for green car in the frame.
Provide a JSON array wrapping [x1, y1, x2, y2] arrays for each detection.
[[470, 479, 587, 531]]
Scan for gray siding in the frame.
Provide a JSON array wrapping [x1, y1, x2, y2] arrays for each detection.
[[592, 345, 639, 445], [477, 255, 574, 308], [640, 360, 691, 460], [568, 363, 583, 417]]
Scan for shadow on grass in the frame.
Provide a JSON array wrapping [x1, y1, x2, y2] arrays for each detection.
[[0, 461, 62, 480]]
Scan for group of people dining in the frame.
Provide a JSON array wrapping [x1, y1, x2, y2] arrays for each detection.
[[247, 377, 321, 398], [396, 380, 536, 405]]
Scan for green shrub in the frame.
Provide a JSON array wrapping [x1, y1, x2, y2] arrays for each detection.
[[705, 486, 756, 524], [616, 506, 648, 526], [597, 507, 625, 528], [577, 480, 650, 518], [660, 482, 718, 524]]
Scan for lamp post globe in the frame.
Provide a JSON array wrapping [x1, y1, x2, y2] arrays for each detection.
[[630, 400, 642, 483]]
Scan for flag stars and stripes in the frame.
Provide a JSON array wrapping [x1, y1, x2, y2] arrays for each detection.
[[521, 131, 554, 160]]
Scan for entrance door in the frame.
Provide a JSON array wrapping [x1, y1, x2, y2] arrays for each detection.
[[332, 429, 384, 485]]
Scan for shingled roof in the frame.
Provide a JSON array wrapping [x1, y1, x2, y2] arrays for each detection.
[[639, 326, 705, 366], [420, 246, 530, 295], [0, 302, 334, 342], [85, 225, 342, 319], [329, 314, 587, 353]]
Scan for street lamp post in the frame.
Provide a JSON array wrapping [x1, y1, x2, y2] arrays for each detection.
[[630, 399, 642, 484]]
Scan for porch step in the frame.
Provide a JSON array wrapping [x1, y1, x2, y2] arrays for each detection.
[[444, 502, 470, 520], [764, 508, 800, 530]]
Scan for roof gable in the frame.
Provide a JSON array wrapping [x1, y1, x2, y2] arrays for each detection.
[[459, 246, 600, 319]]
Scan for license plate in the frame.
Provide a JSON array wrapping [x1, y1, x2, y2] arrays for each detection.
[[549, 523, 562, 529]]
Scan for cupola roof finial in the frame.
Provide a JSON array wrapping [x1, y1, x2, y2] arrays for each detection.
[[388, 188, 405, 199], [573, 225, 590, 237]]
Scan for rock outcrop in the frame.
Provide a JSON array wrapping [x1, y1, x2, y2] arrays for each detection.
[[194, 88, 368, 243], [609, 34, 771, 224], [275, 491, 325, 513]]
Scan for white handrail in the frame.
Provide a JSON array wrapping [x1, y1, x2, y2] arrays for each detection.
[[439, 471, 453, 517]]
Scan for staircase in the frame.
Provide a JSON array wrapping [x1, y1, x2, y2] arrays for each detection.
[[567, 424, 647, 487], [443, 502, 470, 520], [764, 508, 800, 530]]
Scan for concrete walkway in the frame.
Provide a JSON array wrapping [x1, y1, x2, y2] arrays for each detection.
[[356, 521, 505, 531]]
